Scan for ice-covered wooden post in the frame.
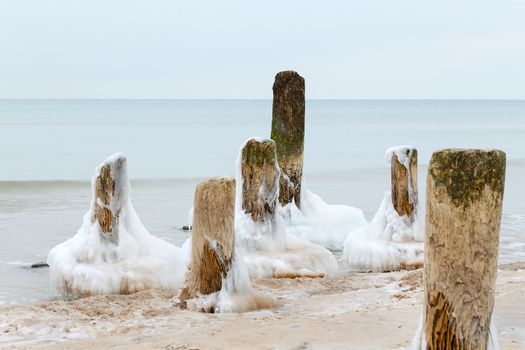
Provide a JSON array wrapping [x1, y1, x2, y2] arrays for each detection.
[[240, 138, 279, 222], [389, 146, 418, 220], [423, 149, 505, 349], [271, 70, 305, 208], [179, 176, 236, 308], [91, 153, 127, 244]]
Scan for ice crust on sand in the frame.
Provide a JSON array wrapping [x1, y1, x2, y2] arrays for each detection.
[[235, 138, 338, 279], [280, 184, 367, 250], [343, 191, 424, 272], [186, 254, 277, 313], [48, 153, 188, 297]]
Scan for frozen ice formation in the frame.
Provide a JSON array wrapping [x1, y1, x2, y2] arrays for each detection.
[[48, 153, 188, 297], [235, 138, 338, 279]]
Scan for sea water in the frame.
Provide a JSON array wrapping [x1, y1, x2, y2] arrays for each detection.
[[1, 99, 524, 305]]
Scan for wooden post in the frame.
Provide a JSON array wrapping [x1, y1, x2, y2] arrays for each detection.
[[240, 138, 279, 223], [180, 176, 236, 308], [424, 149, 505, 349], [390, 147, 418, 219], [271, 70, 305, 208], [91, 153, 127, 244]]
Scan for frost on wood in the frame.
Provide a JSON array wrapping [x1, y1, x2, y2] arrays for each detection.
[[386, 146, 418, 218], [343, 192, 424, 272], [271, 70, 305, 208], [47, 153, 187, 297], [91, 154, 127, 244], [184, 253, 278, 313], [418, 148, 505, 350], [235, 138, 337, 279], [241, 138, 280, 224], [180, 176, 276, 313], [343, 146, 423, 272]]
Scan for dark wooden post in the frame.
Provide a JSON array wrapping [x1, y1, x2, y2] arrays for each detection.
[[271, 70, 305, 208], [423, 149, 505, 349], [91, 153, 127, 244], [390, 147, 418, 219], [179, 176, 236, 308], [240, 138, 279, 223]]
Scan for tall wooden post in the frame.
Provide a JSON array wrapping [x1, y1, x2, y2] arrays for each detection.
[[271, 70, 305, 208], [180, 176, 236, 308], [390, 147, 418, 219], [424, 149, 505, 349], [91, 153, 127, 244], [240, 138, 279, 223]]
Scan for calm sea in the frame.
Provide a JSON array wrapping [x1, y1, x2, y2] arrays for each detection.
[[1, 99, 524, 305]]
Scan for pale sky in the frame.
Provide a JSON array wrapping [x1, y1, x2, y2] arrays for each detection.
[[1, 0, 524, 99]]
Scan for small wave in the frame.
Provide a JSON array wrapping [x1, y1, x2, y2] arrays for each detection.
[[130, 177, 208, 187], [506, 213, 525, 220], [6, 261, 32, 267], [0, 177, 209, 193], [0, 180, 89, 192]]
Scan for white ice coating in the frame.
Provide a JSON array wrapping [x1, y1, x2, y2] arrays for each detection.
[[276, 148, 418, 252], [280, 183, 367, 250], [342, 145, 423, 272], [385, 145, 415, 168], [343, 191, 423, 272], [186, 253, 275, 313], [47, 153, 188, 297], [411, 316, 500, 350], [235, 138, 338, 279]]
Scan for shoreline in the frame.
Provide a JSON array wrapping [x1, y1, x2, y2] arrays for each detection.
[[1, 262, 523, 350]]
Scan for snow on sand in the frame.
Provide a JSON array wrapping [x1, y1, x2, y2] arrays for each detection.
[[1, 263, 523, 349]]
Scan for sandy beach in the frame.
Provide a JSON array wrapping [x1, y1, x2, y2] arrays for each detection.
[[1, 262, 523, 350], [2, 0, 525, 348]]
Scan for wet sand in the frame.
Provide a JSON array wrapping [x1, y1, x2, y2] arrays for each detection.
[[1, 263, 524, 350]]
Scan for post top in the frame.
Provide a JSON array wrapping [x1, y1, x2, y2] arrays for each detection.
[[385, 145, 416, 165], [428, 148, 506, 208], [273, 70, 305, 89], [431, 148, 505, 156], [197, 176, 235, 190], [274, 70, 302, 79], [244, 137, 275, 146]]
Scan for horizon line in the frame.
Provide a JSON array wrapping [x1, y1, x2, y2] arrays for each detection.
[[2, 98, 525, 101]]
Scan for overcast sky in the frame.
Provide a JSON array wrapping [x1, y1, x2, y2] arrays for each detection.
[[1, 0, 524, 99]]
